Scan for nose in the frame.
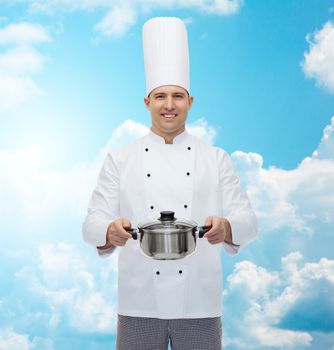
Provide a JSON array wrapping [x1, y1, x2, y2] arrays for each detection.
[[165, 95, 174, 110]]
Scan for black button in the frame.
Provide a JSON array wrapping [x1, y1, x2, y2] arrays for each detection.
[[150, 205, 154, 210], [184, 205, 188, 208], [145, 148, 149, 152], [186, 172, 190, 176], [147, 173, 151, 177], [179, 270, 183, 274], [156, 271, 160, 275], [187, 146, 191, 150]]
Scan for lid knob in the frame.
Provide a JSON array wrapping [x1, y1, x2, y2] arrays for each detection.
[[159, 211, 176, 222]]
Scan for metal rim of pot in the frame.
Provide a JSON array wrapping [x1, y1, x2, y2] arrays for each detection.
[[126, 211, 212, 260]]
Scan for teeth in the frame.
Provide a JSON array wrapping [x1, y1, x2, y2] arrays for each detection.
[[163, 114, 176, 118]]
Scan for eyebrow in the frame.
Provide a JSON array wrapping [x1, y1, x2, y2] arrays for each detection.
[[152, 92, 187, 97]]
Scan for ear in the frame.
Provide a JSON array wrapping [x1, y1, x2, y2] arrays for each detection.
[[144, 97, 150, 110], [188, 96, 194, 109]]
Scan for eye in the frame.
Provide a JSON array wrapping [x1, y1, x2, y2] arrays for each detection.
[[174, 94, 184, 99], [155, 94, 165, 100]]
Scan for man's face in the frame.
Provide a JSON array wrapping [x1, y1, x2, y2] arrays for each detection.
[[144, 85, 194, 142]]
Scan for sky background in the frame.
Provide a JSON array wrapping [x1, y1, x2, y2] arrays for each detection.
[[0, 0, 333, 349]]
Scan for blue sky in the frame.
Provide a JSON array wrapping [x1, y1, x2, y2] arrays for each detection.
[[0, 0, 333, 349]]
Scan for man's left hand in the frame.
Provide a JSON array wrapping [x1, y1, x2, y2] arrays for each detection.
[[203, 216, 233, 245]]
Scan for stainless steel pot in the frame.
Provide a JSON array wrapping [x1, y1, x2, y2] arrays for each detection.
[[127, 211, 211, 260]]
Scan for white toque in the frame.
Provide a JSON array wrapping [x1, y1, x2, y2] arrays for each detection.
[[142, 17, 190, 96]]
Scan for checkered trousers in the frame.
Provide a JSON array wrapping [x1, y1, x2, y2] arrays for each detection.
[[117, 314, 222, 350]]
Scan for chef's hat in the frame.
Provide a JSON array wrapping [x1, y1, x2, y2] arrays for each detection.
[[143, 17, 190, 96]]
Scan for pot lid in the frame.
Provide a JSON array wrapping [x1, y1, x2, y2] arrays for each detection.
[[138, 211, 197, 233]]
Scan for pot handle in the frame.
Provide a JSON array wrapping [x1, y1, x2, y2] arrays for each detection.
[[198, 225, 212, 238], [125, 228, 138, 240]]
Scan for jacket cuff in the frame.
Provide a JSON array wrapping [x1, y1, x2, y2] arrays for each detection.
[[224, 212, 257, 249], [83, 218, 111, 247], [222, 241, 240, 256], [97, 245, 116, 257]]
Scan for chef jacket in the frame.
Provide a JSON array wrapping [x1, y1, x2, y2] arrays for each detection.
[[83, 130, 257, 319]]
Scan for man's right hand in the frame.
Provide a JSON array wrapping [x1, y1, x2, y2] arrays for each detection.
[[98, 218, 132, 249]]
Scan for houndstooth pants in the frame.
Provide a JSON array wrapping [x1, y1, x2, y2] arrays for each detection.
[[117, 314, 222, 350]]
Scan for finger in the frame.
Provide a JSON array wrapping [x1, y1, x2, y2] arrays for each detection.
[[206, 231, 226, 243], [122, 218, 131, 228], [204, 216, 213, 227], [111, 236, 128, 246], [206, 233, 222, 242], [112, 223, 132, 239], [108, 228, 131, 243], [109, 239, 122, 247], [210, 233, 226, 243], [115, 230, 132, 240], [208, 239, 221, 245], [115, 221, 133, 238], [204, 228, 219, 238], [203, 217, 222, 236], [211, 229, 226, 242]]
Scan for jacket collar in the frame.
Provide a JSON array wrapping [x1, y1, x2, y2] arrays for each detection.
[[148, 129, 189, 144]]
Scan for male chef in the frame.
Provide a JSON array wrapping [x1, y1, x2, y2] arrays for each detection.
[[83, 17, 257, 350]]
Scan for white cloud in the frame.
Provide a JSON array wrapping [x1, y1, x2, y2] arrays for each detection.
[[0, 329, 30, 350], [302, 21, 334, 94], [182, 17, 193, 25], [312, 115, 334, 159], [227, 260, 280, 298], [12, 0, 242, 38], [31, 337, 54, 350], [102, 119, 149, 154], [0, 75, 44, 110], [250, 327, 312, 349], [224, 251, 334, 348], [0, 22, 51, 110], [0, 46, 45, 74], [0, 145, 98, 237], [15, 243, 118, 333], [194, 0, 243, 15], [22, 0, 113, 13], [22, 0, 243, 14], [232, 152, 313, 234], [187, 117, 216, 144], [0, 328, 54, 350], [0, 22, 51, 45], [138, 0, 243, 15], [232, 117, 334, 235], [94, 3, 136, 38], [92, 0, 242, 37], [38, 243, 87, 289]]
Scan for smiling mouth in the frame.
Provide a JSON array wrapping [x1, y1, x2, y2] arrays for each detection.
[[161, 113, 177, 119]]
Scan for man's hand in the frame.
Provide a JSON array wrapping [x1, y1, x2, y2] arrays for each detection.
[[203, 216, 233, 245], [98, 218, 132, 249]]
